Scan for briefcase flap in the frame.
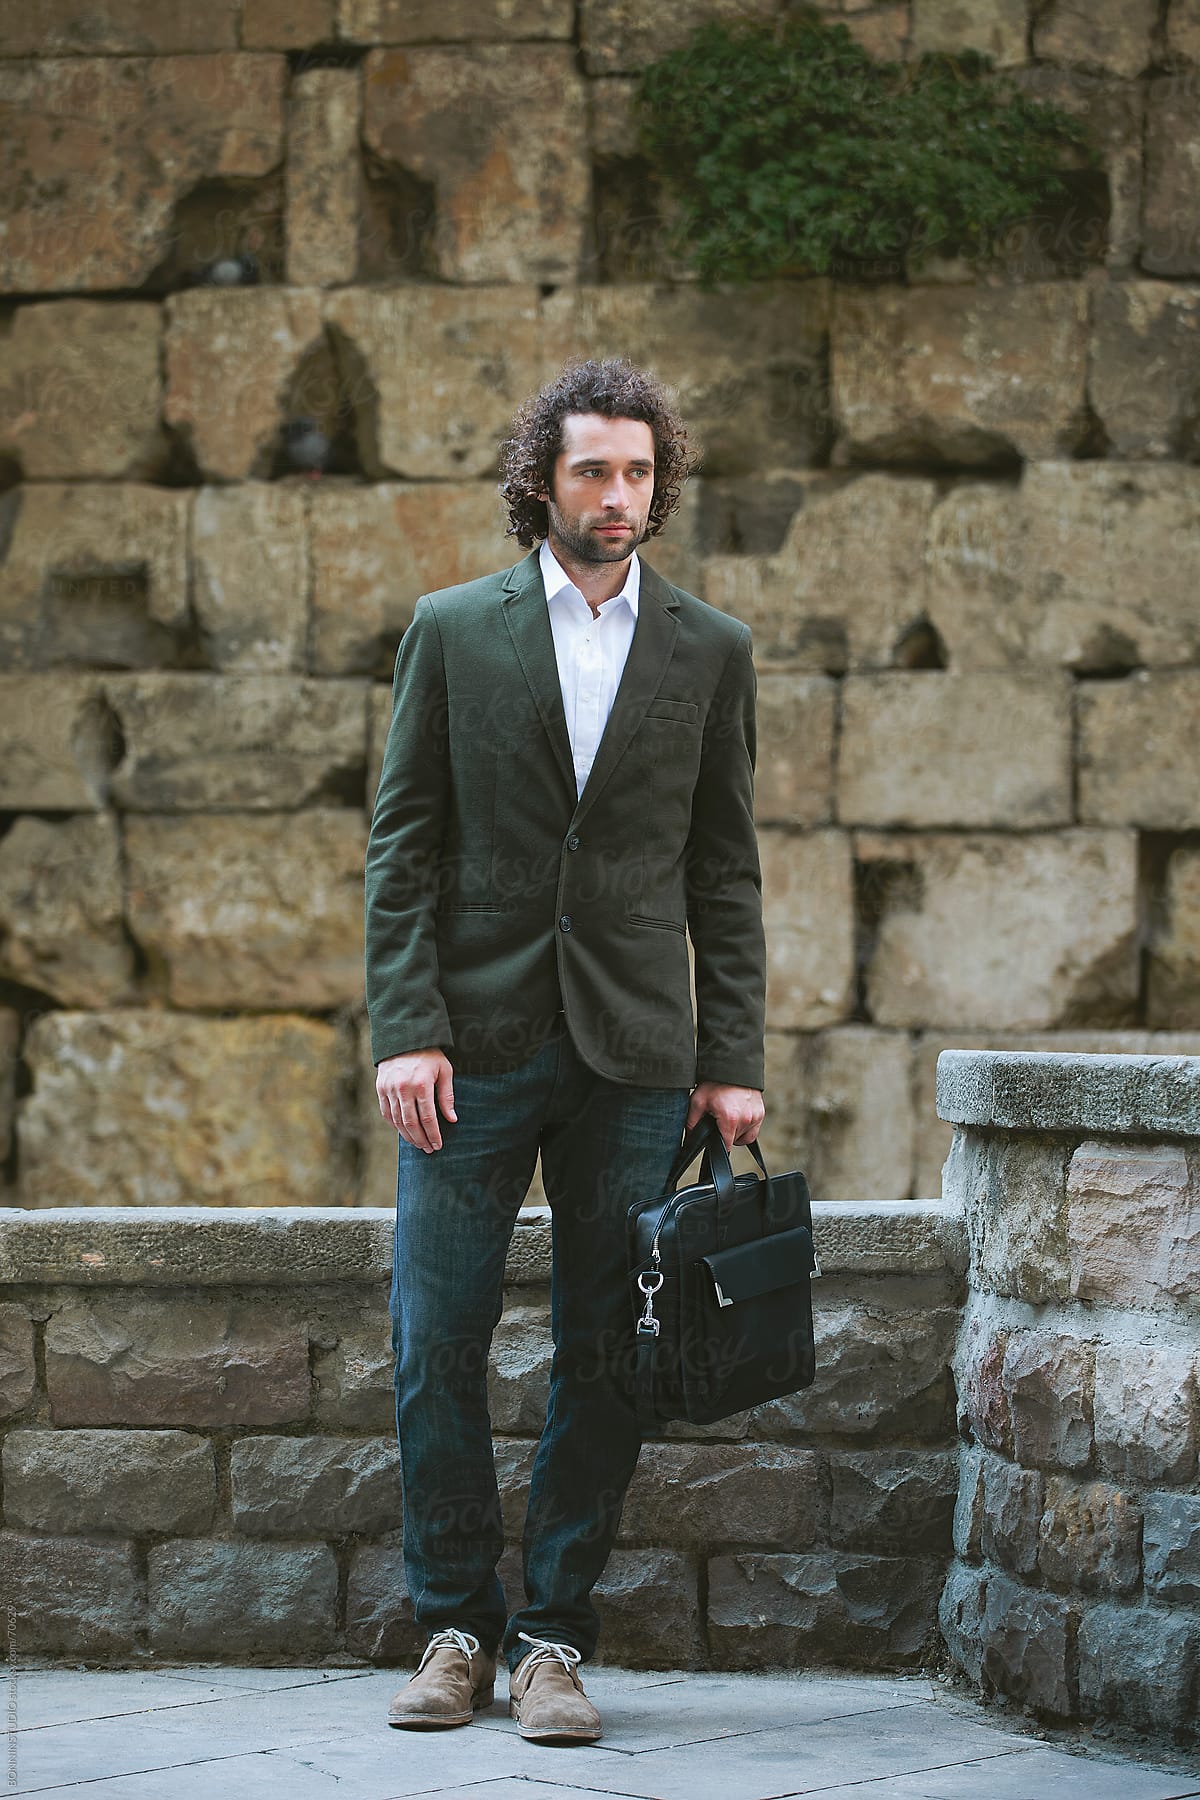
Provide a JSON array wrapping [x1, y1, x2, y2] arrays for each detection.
[[700, 1225, 816, 1307]]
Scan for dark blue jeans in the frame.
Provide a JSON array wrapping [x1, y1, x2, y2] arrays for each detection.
[[389, 1015, 691, 1671]]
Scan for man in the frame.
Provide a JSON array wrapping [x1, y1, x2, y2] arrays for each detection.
[[365, 357, 766, 1746]]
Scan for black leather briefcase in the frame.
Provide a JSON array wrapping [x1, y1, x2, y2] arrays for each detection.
[[626, 1115, 820, 1429]]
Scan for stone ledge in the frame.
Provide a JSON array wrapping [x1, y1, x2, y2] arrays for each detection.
[[0, 1200, 965, 1288], [937, 1050, 1200, 1138]]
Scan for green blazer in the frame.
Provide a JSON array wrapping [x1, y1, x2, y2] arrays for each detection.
[[364, 545, 766, 1090]]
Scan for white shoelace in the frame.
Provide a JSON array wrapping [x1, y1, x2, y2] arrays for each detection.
[[516, 1630, 582, 1675], [413, 1626, 481, 1678]]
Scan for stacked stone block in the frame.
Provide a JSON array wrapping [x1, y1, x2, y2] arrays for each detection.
[[0, 1199, 962, 1667], [938, 1050, 1200, 1733], [2, 0, 1200, 1217]]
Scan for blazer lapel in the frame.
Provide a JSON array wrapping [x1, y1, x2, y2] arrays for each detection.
[[500, 546, 682, 830]]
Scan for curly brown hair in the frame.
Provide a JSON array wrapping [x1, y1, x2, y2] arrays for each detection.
[[498, 358, 698, 548]]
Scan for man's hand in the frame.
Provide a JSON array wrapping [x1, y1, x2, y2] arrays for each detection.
[[686, 1081, 765, 1151], [377, 1049, 457, 1154]]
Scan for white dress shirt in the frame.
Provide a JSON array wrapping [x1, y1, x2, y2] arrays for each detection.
[[539, 536, 640, 800]]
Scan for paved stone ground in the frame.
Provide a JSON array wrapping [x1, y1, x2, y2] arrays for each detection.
[[2, 1665, 1199, 1799]]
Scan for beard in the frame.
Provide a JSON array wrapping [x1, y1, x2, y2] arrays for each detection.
[[545, 500, 651, 565]]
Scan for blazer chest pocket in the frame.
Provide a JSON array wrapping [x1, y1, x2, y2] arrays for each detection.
[[644, 698, 698, 724]]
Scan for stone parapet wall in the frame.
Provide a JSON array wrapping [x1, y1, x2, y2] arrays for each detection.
[[0, 1199, 963, 1668], [938, 1050, 1200, 1735], [3, 0, 1200, 1212]]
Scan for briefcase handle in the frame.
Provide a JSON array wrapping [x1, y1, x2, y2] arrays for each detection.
[[664, 1114, 778, 1235]]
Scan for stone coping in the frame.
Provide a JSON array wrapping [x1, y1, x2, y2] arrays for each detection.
[[0, 1200, 965, 1288], [936, 1048, 1200, 1138]]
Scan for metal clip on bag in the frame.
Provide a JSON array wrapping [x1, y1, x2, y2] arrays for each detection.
[[626, 1114, 820, 1430]]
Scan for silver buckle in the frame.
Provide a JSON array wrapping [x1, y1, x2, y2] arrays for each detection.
[[637, 1268, 663, 1335]]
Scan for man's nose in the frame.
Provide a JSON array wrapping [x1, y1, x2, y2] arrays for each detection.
[[602, 478, 631, 509]]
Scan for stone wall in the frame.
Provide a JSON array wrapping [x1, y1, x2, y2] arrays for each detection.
[[3, 0, 1200, 1211], [0, 1198, 963, 1667], [939, 1050, 1200, 1736]]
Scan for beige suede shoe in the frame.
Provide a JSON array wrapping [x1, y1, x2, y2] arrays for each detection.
[[387, 1627, 497, 1728], [507, 1633, 602, 1744]]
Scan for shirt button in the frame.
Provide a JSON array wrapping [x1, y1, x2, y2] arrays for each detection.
[[566, 835, 580, 851], [559, 913, 572, 931]]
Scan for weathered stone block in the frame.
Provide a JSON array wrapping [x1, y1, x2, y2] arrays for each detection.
[[593, 1549, 704, 1668], [928, 462, 1200, 671], [309, 481, 512, 676], [1144, 1492, 1200, 1606], [1090, 282, 1200, 457], [762, 1028, 915, 1203], [828, 1450, 958, 1554], [0, 299, 165, 479], [0, 56, 285, 292], [44, 1295, 310, 1427], [363, 47, 587, 283], [0, 814, 135, 1006], [125, 811, 366, 1008], [0, 674, 114, 811], [1003, 1331, 1094, 1473], [947, 1131, 1071, 1305], [1143, 74, 1200, 275], [191, 484, 309, 670], [494, 1436, 537, 1539], [3, 1428, 216, 1536], [544, 284, 830, 478], [1079, 673, 1200, 828], [245, 0, 336, 48], [839, 673, 1073, 829], [753, 1302, 957, 1443], [231, 1435, 402, 1537], [1149, 846, 1200, 1028], [104, 673, 368, 810], [579, 0, 775, 74], [314, 1323, 395, 1432], [1009, 68, 1144, 272], [760, 830, 855, 1030], [1078, 1600, 1200, 1731], [859, 830, 1139, 1030], [938, 1558, 988, 1685], [20, 1012, 344, 1208], [911, 0, 1026, 65], [619, 1442, 823, 1550], [487, 1304, 552, 1437], [708, 1551, 944, 1667], [344, 1540, 422, 1662], [1066, 1140, 1200, 1308], [0, 1014, 16, 1170], [164, 289, 325, 481], [343, 0, 571, 39], [149, 1540, 338, 1658], [832, 283, 1090, 464], [1094, 1344, 1198, 1486], [0, 1534, 141, 1657], [0, 482, 190, 672], [0, 1305, 36, 1420], [1032, 0, 1156, 76], [953, 1447, 985, 1563], [0, 2, 241, 53], [1039, 1475, 1142, 1596], [955, 1306, 1012, 1455], [980, 1572, 1076, 1717], [752, 674, 835, 827], [980, 1455, 1044, 1578], [705, 474, 935, 671], [286, 67, 359, 287], [323, 285, 545, 479]]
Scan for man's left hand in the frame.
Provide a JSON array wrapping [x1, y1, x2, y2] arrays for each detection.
[[686, 1081, 765, 1150]]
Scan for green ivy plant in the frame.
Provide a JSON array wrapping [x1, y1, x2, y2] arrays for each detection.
[[632, 11, 1101, 283]]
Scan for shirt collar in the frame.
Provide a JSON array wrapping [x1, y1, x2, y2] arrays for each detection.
[[539, 536, 640, 619]]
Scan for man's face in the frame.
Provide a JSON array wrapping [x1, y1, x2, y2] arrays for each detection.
[[540, 413, 656, 565]]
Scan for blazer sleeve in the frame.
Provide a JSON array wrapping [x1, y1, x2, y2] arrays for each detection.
[[364, 596, 454, 1065], [685, 624, 767, 1090]]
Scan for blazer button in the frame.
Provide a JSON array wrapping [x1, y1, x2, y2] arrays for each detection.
[[559, 913, 572, 931], [566, 835, 580, 851]]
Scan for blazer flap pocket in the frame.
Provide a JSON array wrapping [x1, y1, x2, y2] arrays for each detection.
[[645, 698, 698, 723], [701, 1226, 816, 1306]]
